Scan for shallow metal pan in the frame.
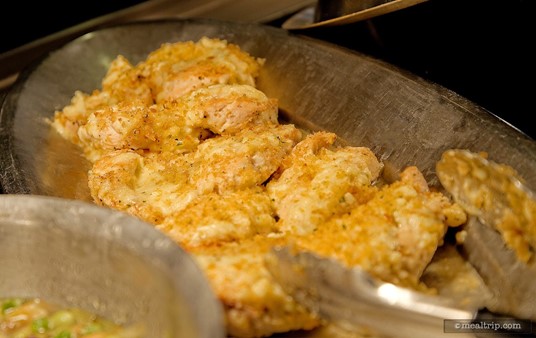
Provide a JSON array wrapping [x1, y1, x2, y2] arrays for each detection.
[[1, 18, 535, 337]]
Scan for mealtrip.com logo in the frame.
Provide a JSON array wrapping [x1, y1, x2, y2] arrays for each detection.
[[444, 318, 533, 335]]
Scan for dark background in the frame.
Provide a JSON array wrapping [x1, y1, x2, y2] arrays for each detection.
[[2, 0, 535, 139], [269, 0, 535, 140], [1, 0, 147, 54]]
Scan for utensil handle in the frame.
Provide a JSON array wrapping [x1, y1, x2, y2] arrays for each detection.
[[268, 246, 477, 338]]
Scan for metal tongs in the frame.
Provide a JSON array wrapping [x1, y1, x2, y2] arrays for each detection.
[[266, 149, 536, 337], [266, 246, 477, 338]]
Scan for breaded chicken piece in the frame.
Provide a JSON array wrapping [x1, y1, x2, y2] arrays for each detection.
[[77, 84, 276, 162], [88, 150, 196, 224], [50, 56, 153, 145], [267, 132, 383, 235], [292, 166, 467, 289], [143, 37, 264, 103], [101, 54, 155, 106], [77, 102, 208, 162], [50, 90, 113, 145], [183, 84, 279, 135], [192, 236, 320, 338], [190, 124, 302, 194], [88, 124, 302, 224], [157, 187, 277, 251], [51, 37, 264, 146]]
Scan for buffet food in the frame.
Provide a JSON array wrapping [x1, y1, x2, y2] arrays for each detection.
[[50, 37, 467, 337], [0, 298, 142, 338]]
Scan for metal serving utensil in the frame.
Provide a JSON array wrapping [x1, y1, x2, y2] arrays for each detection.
[[265, 246, 476, 338], [314, 0, 395, 22], [266, 246, 536, 338], [282, 0, 428, 30], [436, 149, 536, 321]]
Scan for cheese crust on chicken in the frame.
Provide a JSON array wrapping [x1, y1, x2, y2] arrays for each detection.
[[51, 37, 264, 147], [51, 37, 467, 338]]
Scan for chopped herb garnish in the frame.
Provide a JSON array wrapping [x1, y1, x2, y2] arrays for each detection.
[[2, 298, 22, 313], [32, 317, 49, 333], [54, 330, 72, 338], [81, 322, 102, 334]]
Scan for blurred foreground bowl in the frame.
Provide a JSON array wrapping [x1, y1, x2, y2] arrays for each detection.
[[0, 194, 225, 338]]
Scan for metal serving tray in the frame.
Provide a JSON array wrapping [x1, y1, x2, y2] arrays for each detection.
[[1, 18, 535, 337]]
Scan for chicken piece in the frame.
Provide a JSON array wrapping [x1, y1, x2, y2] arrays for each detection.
[[88, 150, 197, 225], [143, 37, 264, 103], [183, 84, 279, 135], [77, 84, 278, 162], [192, 236, 320, 338], [157, 187, 277, 251], [52, 37, 264, 147], [273, 130, 337, 177], [88, 124, 302, 224], [190, 124, 303, 194], [267, 132, 383, 235], [50, 90, 113, 145], [292, 166, 467, 289], [101, 54, 154, 106], [77, 101, 206, 162], [50, 56, 153, 145]]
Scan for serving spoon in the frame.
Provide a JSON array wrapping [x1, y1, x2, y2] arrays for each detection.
[[436, 149, 536, 321]]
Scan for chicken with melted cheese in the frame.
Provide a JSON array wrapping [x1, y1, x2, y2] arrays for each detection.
[[78, 84, 278, 162], [267, 131, 383, 235], [88, 124, 302, 228], [292, 166, 467, 289], [51, 37, 264, 147]]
